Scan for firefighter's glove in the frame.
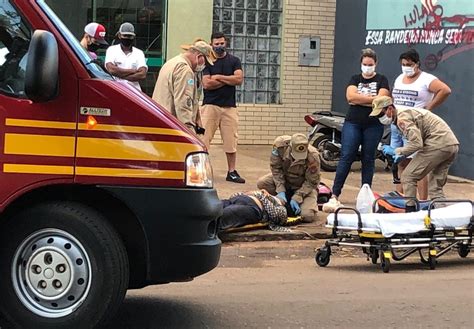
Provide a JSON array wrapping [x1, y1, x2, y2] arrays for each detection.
[[277, 192, 287, 203], [290, 200, 301, 215], [382, 145, 396, 157], [393, 154, 406, 164]]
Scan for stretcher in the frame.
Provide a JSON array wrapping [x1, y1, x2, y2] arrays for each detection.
[[222, 216, 302, 233], [315, 199, 473, 273]]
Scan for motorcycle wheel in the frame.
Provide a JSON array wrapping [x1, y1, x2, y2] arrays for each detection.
[[312, 133, 340, 172]]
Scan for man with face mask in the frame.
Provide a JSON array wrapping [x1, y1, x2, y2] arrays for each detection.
[[370, 96, 459, 211], [105, 22, 148, 91], [152, 40, 216, 132], [201, 32, 245, 184], [80, 22, 108, 60]]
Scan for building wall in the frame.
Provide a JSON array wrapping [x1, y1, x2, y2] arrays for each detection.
[[212, 0, 337, 145], [166, 0, 214, 59]]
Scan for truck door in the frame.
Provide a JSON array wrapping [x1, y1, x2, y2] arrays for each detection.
[[0, 1, 78, 206]]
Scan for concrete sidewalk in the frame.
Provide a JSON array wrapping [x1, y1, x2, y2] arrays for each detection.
[[209, 145, 474, 242]]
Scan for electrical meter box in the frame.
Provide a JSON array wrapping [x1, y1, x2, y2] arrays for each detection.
[[298, 36, 320, 67]]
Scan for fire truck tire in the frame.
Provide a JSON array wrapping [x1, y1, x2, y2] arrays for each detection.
[[0, 201, 129, 329]]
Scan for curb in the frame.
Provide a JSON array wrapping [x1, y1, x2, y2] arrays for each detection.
[[219, 229, 332, 242]]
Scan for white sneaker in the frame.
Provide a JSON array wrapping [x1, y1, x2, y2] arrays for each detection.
[[322, 196, 343, 213]]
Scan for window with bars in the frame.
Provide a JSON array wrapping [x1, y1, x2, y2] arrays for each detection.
[[212, 0, 282, 104]]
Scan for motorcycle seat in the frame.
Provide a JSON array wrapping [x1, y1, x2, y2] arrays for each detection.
[[312, 110, 346, 117]]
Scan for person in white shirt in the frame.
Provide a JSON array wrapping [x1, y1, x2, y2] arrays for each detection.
[[105, 22, 147, 91], [389, 48, 451, 200]]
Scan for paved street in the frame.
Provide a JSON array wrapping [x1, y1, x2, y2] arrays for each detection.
[[110, 145, 474, 329], [112, 241, 474, 329]]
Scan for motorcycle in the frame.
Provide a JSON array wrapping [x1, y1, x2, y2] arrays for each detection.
[[304, 110, 394, 172]]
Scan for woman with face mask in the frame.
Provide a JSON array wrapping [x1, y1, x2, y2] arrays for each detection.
[[390, 49, 452, 200], [323, 48, 390, 213]]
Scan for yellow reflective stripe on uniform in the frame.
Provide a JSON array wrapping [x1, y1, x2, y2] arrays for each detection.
[[3, 164, 74, 175], [77, 138, 201, 162], [77, 123, 192, 137], [4, 134, 75, 157], [6, 118, 76, 130], [76, 167, 184, 179]]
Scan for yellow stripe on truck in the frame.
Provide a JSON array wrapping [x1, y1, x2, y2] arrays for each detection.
[[78, 123, 192, 138], [6, 118, 77, 130], [4, 134, 75, 157], [6, 118, 193, 139], [3, 164, 183, 180], [76, 167, 184, 179], [77, 137, 201, 162], [3, 164, 74, 175]]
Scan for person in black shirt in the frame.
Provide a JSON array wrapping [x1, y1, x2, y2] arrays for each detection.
[[323, 48, 390, 212], [201, 32, 245, 183]]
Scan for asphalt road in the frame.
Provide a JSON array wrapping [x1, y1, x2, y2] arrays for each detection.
[[110, 241, 474, 329]]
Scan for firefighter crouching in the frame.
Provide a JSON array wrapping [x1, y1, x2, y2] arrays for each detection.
[[370, 95, 459, 211], [257, 133, 321, 223]]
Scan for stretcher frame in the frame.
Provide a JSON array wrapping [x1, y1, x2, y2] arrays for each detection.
[[315, 199, 473, 273]]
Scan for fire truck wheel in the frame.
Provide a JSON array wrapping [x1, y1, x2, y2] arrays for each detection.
[[0, 201, 129, 329]]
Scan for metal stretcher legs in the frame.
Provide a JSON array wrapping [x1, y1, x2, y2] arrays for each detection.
[[314, 199, 473, 273]]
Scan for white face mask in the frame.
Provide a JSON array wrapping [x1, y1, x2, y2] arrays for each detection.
[[361, 64, 375, 75], [195, 64, 205, 72], [378, 114, 392, 125], [402, 65, 416, 77], [195, 55, 206, 72]]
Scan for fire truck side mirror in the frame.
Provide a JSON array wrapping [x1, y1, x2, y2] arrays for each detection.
[[25, 30, 58, 102]]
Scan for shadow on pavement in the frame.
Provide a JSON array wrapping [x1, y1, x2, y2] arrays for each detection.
[[108, 296, 219, 329]]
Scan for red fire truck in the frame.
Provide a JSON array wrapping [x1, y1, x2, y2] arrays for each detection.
[[0, 1, 222, 327]]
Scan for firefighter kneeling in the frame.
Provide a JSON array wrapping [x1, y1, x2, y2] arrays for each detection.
[[257, 133, 320, 222]]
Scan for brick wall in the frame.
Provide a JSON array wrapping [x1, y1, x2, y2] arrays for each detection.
[[211, 0, 337, 145]]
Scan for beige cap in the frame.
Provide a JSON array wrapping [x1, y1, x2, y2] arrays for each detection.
[[290, 133, 309, 160], [181, 40, 217, 65], [370, 96, 393, 117]]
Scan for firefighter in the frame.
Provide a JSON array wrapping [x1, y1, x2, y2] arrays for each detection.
[[370, 96, 459, 211], [257, 133, 320, 222]]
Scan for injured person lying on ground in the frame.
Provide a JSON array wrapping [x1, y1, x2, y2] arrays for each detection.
[[218, 189, 289, 232]]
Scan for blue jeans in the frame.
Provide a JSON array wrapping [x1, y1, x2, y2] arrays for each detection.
[[332, 121, 384, 197]]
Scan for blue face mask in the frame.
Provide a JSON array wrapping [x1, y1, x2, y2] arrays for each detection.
[[213, 46, 226, 55]]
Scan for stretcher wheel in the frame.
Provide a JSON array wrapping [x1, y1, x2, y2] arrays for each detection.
[[458, 245, 470, 258], [369, 248, 378, 264], [315, 249, 330, 267], [380, 251, 390, 273], [428, 254, 437, 270]]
